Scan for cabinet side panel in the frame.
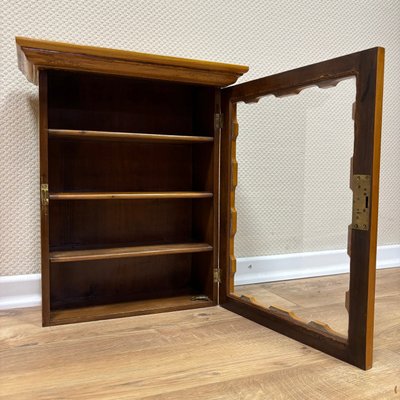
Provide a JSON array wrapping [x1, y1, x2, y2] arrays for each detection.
[[191, 88, 221, 302], [213, 89, 221, 303], [39, 70, 50, 326], [219, 95, 235, 303]]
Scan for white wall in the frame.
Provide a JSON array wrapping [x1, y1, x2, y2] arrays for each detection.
[[1, 0, 399, 275], [235, 79, 356, 256]]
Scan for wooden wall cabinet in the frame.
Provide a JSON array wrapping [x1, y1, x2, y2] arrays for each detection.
[[17, 37, 384, 370]]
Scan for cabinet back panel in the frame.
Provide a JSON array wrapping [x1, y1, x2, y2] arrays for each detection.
[[193, 143, 214, 193], [50, 254, 193, 309], [48, 139, 193, 192], [47, 70, 215, 136], [49, 199, 193, 249], [192, 198, 214, 244], [191, 252, 214, 298]]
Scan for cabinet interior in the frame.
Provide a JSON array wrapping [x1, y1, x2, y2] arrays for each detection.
[[46, 70, 218, 323]]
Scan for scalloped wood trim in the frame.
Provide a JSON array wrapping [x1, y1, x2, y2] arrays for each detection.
[[229, 106, 239, 292]]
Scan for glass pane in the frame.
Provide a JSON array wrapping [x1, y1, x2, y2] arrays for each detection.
[[232, 78, 356, 338]]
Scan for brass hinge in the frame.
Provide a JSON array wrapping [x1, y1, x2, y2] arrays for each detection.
[[352, 175, 371, 231], [41, 184, 49, 207], [214, 113, 223, 130], [213, 268, 221, 283]]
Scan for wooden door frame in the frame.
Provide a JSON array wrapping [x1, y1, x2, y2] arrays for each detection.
[[220, 48, 385, 370]]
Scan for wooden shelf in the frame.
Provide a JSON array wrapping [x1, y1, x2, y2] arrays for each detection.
[[49, 295, 213, 325], [48, 129, 214, 143], [50, 242, 213, 263], [49, 192, 213, 200]]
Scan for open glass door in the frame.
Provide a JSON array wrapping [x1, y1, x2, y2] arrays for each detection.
[[220, 48, 384, 370]]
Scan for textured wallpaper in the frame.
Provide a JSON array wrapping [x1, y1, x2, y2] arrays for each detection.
[[1, 0, 399, 275], [235, 79, 356, 256]]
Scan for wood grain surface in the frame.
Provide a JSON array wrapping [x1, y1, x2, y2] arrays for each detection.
[[50, 242, 213, 262], [16, 37, 248, 86], [221, 47, 385, 369], [49, 192, 213, 200], [235, 272, 352, 337], [50, 295, 213, 326], [40, 68, 220, 324], [1, 268, 399, 399], [48, 129, 214, 143]]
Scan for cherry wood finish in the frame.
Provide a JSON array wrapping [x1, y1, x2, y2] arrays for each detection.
[[48, 129, 214, 143], [48, 140, 195, 192], [16, 36, 248, 86], [220, 47, 384, 370], [49, 254, 209, 310], [19, 38, 384, 369], [46, 70, 211, 135], [49, 295, 213, 325], [49, 192, 213, 200], [39, 71, 50, 326], [26, 44, 228, 326], [50, 242, 213, 263]]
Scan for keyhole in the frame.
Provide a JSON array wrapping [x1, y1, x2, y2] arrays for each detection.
[[365, 195, 369, 209]]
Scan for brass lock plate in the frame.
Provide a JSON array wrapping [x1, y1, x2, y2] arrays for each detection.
[[352, 175, 371, 231]]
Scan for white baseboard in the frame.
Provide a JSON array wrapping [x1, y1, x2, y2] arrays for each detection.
[[1, 245, 399, 310], [0, 273, 41, 310], [235, 244, 400, 285]]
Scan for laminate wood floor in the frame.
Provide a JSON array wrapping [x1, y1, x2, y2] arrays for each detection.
[[1, 268, 399, 399], [234, 271, 352, 336]]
